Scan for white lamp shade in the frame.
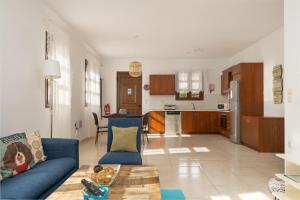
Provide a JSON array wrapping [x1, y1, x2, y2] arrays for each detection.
[[44, 60, 61, 79]]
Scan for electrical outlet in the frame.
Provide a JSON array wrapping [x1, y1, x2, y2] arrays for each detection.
[[75, 120, 83, 130]]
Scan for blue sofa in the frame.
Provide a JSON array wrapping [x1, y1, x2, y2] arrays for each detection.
[[98, 118, 142, 165], [1, 138, 79, 200]]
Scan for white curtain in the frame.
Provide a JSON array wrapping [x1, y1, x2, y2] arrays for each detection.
[[177, 72, 190, 92], [47, 27, 71, 138], [191, 72, 203, 92], [85, 60, 101, 138]]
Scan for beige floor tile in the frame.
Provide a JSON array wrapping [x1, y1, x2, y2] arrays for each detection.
[[79, 134, 283, 199]]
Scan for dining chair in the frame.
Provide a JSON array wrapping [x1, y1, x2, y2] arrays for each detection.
[[142, 112, 150, 144], [92, 112, 108, 144]]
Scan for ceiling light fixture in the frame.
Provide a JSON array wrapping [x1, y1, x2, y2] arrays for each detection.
[[129, 61, 142, 77]]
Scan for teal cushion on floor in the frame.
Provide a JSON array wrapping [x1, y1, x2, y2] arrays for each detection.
[[161, 189, 186, 200]]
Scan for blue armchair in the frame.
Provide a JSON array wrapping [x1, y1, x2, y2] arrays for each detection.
[[98, 118, 142, 165]]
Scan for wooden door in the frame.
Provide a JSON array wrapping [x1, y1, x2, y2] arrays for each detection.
[[149, 111, 165, 133], [117, 72, 142, 115]]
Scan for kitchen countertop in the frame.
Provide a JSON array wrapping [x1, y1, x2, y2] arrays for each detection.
[[149, 109, 230, 112]]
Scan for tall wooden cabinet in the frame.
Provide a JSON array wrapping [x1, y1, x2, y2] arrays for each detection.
[[221, 63, 284, 152]]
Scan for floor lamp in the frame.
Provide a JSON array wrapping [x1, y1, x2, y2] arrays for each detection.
[[44, 60, 61, 138]]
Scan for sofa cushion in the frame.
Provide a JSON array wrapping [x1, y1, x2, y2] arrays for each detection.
[[98, 152, 142, 165], [26, 130, 47, 165], [0, 157, 76, 199], [0, 133, 35, 180]]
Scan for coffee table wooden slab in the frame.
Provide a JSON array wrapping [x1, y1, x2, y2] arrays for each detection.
[[47, 165, 161, 200]]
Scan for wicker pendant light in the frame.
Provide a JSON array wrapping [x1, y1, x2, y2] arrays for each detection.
[[129, 61, 142, 77]]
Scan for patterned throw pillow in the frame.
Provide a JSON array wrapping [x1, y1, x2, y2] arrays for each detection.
[[0, 133, 34, 181], [26, 130, 46, 165]]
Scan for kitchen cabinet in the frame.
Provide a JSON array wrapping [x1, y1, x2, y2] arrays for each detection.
[[221, 71, 230, 95], [149, 75, 175, 95], [241, 116, 284, 152], [210, 111, 220, 132], [149, 111, 165, 134], [181, 111, 220, 134], [221, 63, 263, 117]]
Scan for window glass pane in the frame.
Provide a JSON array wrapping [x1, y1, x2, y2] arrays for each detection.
[[178, 72, 189, 81], [191, 82, 200, 90], [179, 81, 188, 90], [190, 72, 203, 92], [191, 72, 201, 81]]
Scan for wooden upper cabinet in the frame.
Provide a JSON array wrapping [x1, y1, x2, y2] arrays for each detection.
[[221, 65, 240, 95], [149, 75, 175, 95], [149, 111, 165, 134], [221, 71, 230, 95], [231, 66, 241, 81], [239, 63, 263, 116], [221, 63, 263, 116]]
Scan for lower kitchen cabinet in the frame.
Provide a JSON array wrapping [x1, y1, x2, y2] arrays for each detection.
[[181, 111, 220, 134], [181, 112, 194, 133], [149, 111, 165, 134], [241, 116, 284, 152]]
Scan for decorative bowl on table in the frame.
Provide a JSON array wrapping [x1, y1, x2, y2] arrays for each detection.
[[90, 164, 121, 186]]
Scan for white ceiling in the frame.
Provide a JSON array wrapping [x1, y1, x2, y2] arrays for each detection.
[[44, 0, 283, 59]]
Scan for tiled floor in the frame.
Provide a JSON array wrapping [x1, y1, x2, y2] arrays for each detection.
[[80, 133, 284, 200]]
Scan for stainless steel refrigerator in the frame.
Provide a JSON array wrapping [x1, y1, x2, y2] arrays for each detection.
[[229, 80, 240, 144]]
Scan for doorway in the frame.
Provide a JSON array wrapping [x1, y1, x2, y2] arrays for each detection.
[[117, 72, 142, 115]]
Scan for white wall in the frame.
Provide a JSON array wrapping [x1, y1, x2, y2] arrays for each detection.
[[101, 58, 228, 114], [0, 0, 101, 139], [284, 0, 300, 159], [229, 28, 284, 117]]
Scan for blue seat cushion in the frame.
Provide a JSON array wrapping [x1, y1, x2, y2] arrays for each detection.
[[161, 189, 186, 200], [98, 152, 142, 165], [1, 157, 76, 199]]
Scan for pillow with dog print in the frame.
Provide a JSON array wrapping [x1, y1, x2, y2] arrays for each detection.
[[26, 130, 46, 165], [0, 133, 34, 181]]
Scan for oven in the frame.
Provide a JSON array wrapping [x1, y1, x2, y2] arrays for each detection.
[[220, 113, 227, 129]]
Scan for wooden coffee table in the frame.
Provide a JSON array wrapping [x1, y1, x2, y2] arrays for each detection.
[[47, 165, 161, 200]]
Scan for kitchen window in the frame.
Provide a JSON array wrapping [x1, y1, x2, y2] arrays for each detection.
[[175, 71, 204, 100], [190, 72, 203, 98], [177, 72, 189, 98]]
